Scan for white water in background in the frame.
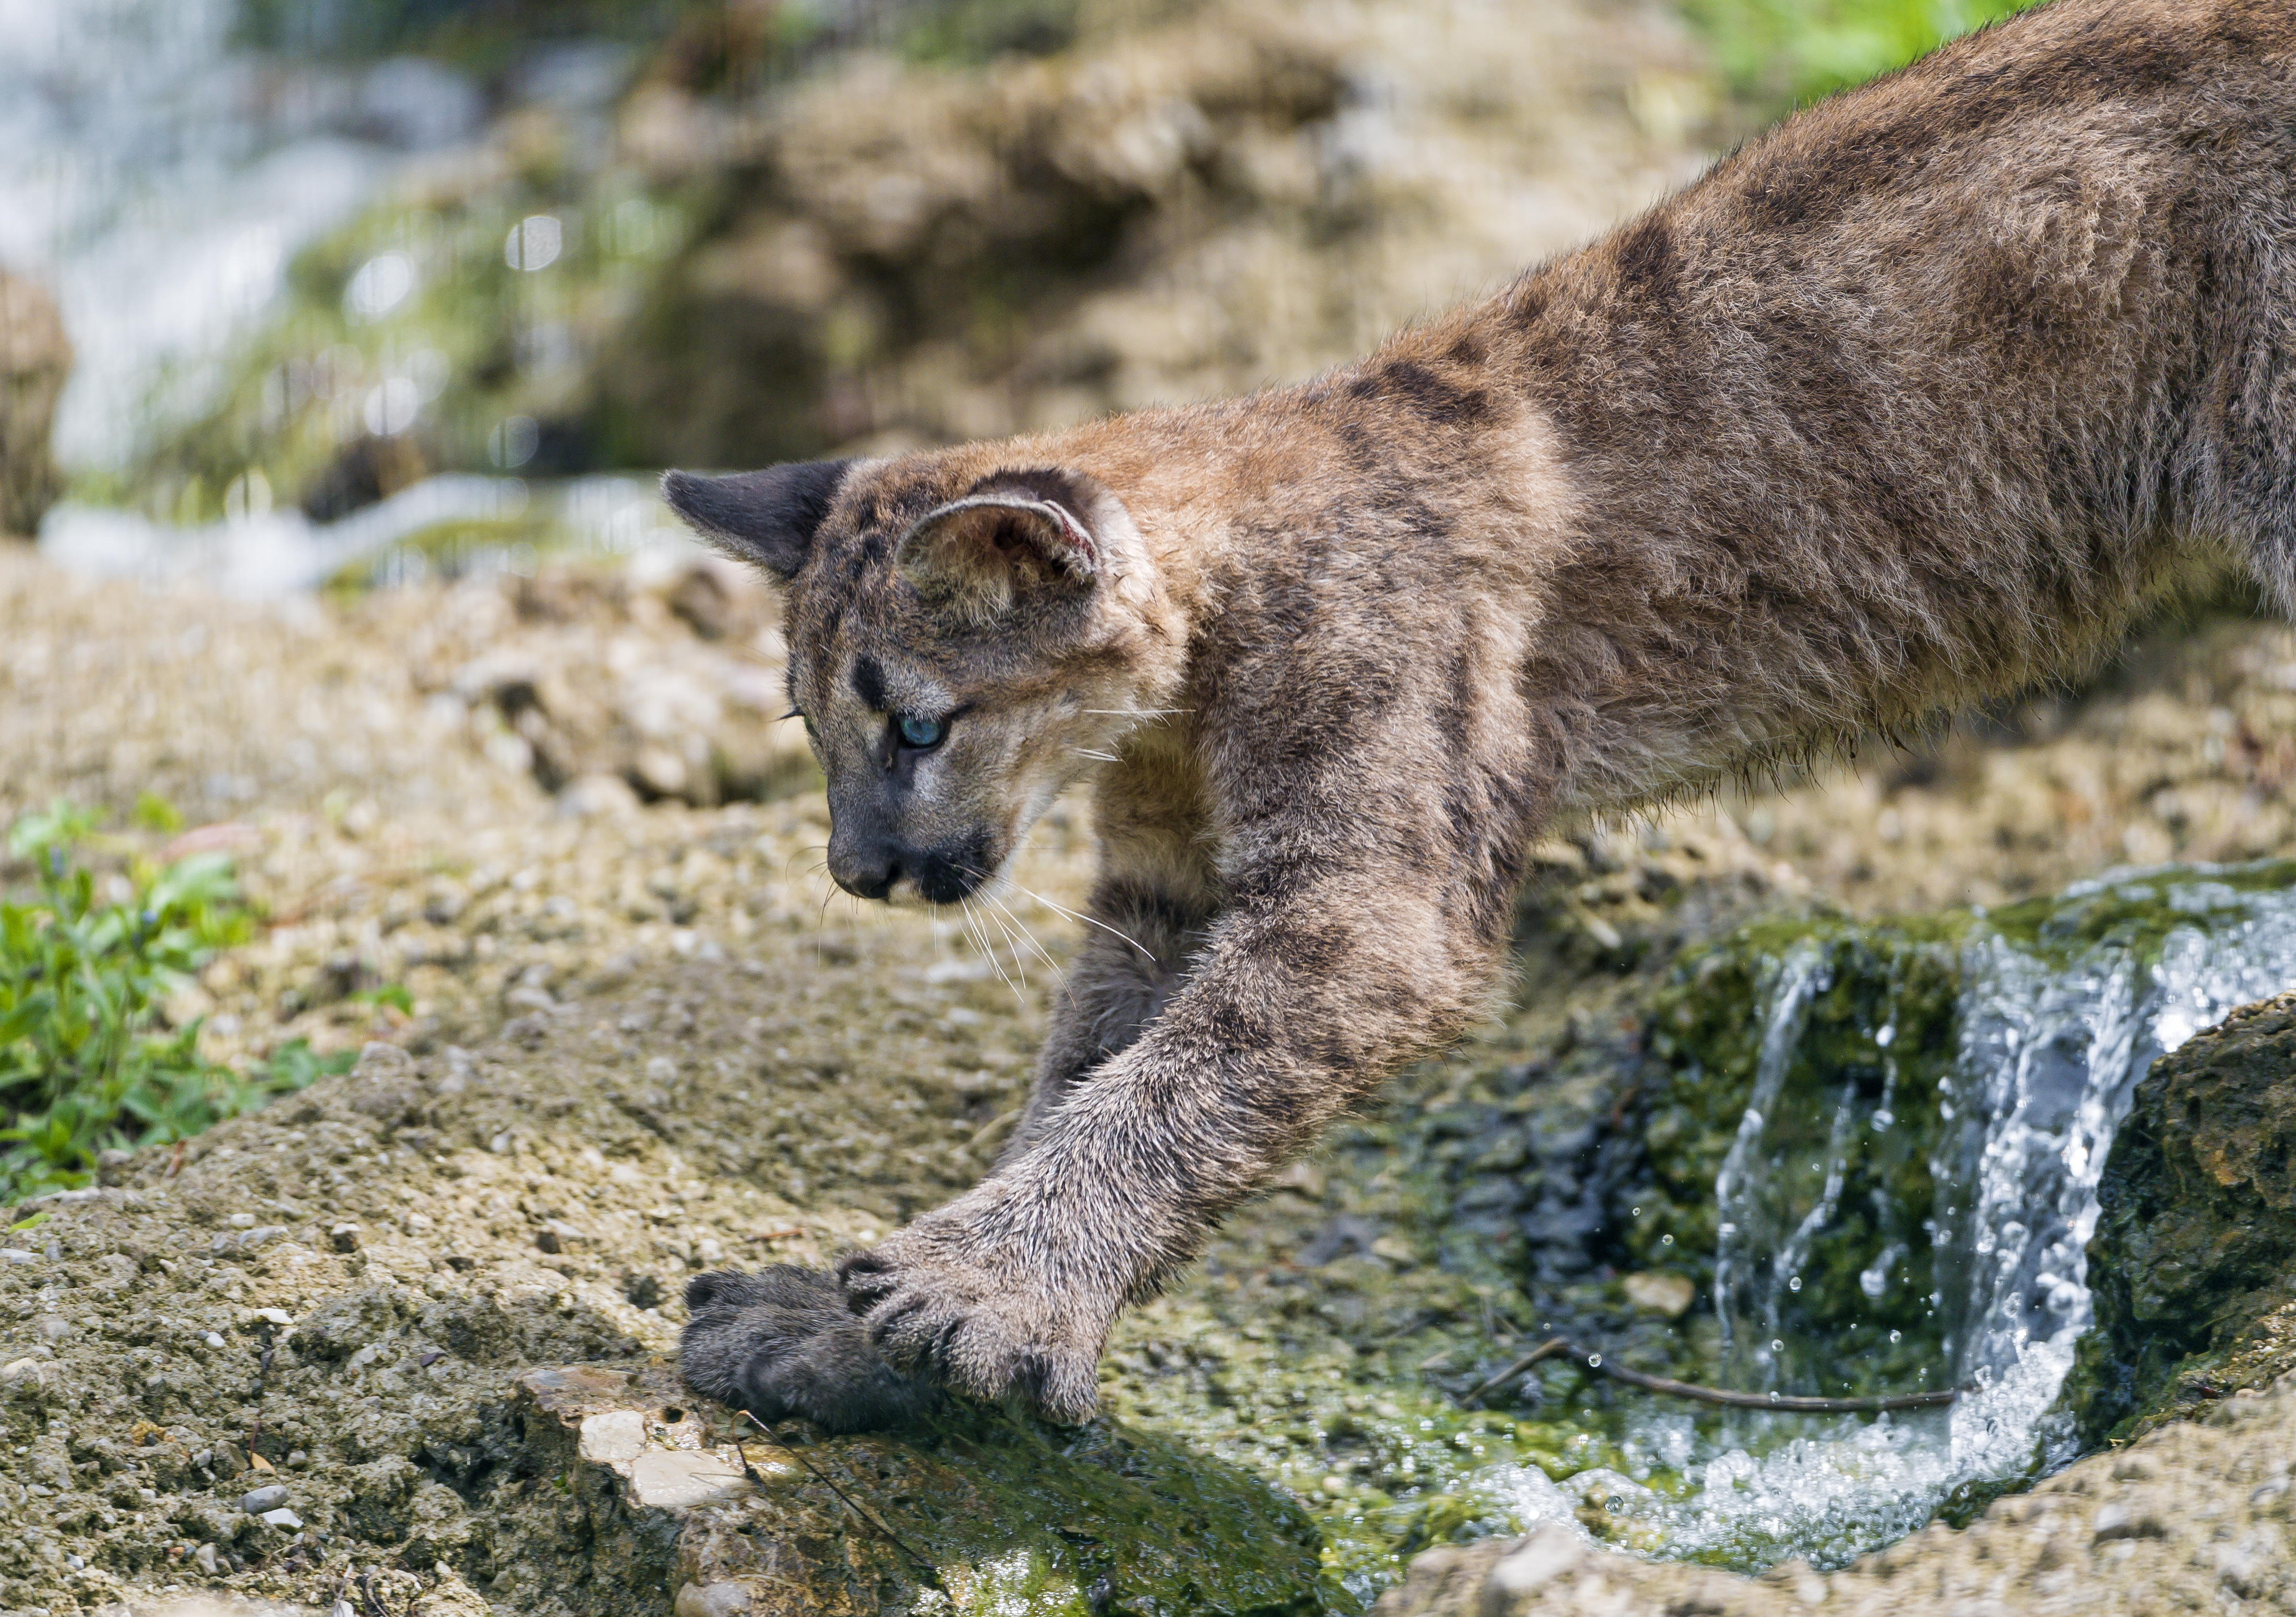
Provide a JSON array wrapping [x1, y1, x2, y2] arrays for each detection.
[[1463, 866, 2296, 1569], [0, 3, 703, 590], [0, 0, 460, 472]]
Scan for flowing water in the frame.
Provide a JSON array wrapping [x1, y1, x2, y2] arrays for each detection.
[[1437, 861, 2296, 1573], [3, 1, 702, 590], [0, 0, 436, 472]]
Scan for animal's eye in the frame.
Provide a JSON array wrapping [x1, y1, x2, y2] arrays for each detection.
[[895, 713, 947, 750]]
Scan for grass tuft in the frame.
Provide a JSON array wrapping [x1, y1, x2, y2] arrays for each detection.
[[0, 801, 356, 1206]]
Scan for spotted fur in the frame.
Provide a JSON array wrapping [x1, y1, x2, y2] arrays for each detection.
[[675, 0, 2296, 1425]]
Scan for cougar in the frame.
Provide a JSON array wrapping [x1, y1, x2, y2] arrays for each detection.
[[673, 0, 2296, 1430]]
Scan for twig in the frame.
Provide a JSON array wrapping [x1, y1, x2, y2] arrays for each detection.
[[742, 1411, 939, 1580], [1461, 1337, 1962, 1413], [1367, 1307, 1438, 1345]]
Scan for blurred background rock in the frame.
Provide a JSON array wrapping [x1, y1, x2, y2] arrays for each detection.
[[0, 0, 2026, 558]]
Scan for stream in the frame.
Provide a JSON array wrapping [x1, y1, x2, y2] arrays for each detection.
[[1342, 860, 2296, 1586]]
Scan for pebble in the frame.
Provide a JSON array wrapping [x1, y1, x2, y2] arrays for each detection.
[[260, 1507, 303, 1529], [241, 1484, 288, 1514]]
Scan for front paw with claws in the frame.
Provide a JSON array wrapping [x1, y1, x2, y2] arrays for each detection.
[[837, 1218, 1112, 1426], [679, 1265, 942, 1433]]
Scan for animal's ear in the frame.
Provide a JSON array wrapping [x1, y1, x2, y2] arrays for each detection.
[[661, 459, 854, 581], [895, 475, 1100, 620]]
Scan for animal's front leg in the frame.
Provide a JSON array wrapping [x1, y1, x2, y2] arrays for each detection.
[[998, 865, 1212, 1165], [839, 876, 1498, 1422]]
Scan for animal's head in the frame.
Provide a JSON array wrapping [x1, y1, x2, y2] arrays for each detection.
[[664, 450, 1176, 905]]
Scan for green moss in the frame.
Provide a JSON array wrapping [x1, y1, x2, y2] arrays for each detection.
[[1984, 860, 2296, 962], [823, 1410, 1337, 1615], [1635, 919, 1968, 1390]]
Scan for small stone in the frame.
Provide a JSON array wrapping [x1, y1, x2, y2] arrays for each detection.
[[579, 1409, 649, 1467], [627, 1448, 751, 1509], [194, 1543, 219, 1575], [241, 1483, 288, 1513], [1622, 1271, 1696, 1318], [674, 1583, 755, 1617], [1483, 1525, 1582, 1608], [355, 1041, 416, 1081], [260, 1507, 303, 1529], [204, 1333, 225, 1349], [330, 1223, 362, 1253]]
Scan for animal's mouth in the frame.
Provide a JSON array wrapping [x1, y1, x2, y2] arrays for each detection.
[[835, 848, 996, 907]]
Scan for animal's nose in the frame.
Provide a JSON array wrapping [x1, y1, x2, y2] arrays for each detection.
[[829, 842, 899, 900]]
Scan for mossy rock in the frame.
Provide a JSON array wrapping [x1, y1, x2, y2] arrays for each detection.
[[1625, 919, 1966, 1392], [2072, 991, 2296, 1443], [514, 1362, 1334, 1616]]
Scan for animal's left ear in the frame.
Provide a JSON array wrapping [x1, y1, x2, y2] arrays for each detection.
[[895, 472, 1103, 620], [661, 458, 854, 581]]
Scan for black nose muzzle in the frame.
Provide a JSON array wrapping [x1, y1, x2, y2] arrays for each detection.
[[829, 836, 990, 903], [831, 854, 896, 901]]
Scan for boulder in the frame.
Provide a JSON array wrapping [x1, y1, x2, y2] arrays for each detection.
[[0, 270, 70, 537], [2074, 990, 2296, 1442]]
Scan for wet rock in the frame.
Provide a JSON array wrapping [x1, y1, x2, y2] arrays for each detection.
[[2074, 990, 2296, 1441], [0, 269, 68, 537]]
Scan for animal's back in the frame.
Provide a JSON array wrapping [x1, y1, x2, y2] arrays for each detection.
[[1362, 0, 2296, 810]]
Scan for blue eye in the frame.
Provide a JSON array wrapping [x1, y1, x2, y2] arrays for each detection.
[[896, 713, 947, 750]]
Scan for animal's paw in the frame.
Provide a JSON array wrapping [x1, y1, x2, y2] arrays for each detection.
[[678, 1266, 941, 1434], [836, 1219, 1108, 1425]]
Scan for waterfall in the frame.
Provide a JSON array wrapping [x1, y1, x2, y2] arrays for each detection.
[[1661, 863, 2296, 1565]]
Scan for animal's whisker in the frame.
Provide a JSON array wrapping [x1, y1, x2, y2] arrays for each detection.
[[983, 870, 1158, 963], [972, 895, 1034, 989], [961, 898, 1023, 999], [983, 888, 1063, 979]]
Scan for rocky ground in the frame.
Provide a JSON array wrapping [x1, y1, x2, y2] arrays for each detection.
[[4, 542, 2296, 1615]]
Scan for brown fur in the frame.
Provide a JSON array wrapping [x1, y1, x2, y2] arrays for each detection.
[[673, 0, 2296, 1426]]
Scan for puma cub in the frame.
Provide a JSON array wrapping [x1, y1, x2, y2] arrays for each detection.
[[674, 0, 2296, 1429]]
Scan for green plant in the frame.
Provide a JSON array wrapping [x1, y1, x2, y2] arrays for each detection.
[[0, 802, 352, 1205], [1682, 0, 2041, 118]]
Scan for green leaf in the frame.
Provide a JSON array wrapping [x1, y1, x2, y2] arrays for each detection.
[[131, 793, 185, 834]]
